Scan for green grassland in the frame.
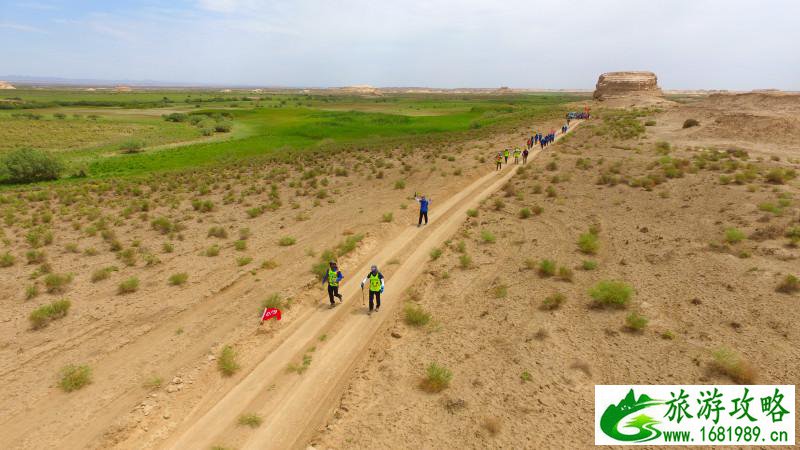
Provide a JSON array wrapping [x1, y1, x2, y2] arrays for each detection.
[[0, 89, 586, 184]]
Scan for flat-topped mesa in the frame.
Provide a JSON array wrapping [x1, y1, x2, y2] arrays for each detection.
[[593, 71, 662, 100]]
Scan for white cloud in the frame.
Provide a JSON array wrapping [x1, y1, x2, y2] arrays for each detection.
[[0, 22, 46, 33]]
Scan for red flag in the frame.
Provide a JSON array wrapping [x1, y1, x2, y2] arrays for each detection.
[[260, 307, 282, 323]]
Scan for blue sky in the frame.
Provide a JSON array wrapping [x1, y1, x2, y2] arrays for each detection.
[[1, 0, 799, 89]]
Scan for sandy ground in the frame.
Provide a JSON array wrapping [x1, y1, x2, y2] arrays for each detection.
[[314, 95, 800, 449], [0, 113, 570, 449]]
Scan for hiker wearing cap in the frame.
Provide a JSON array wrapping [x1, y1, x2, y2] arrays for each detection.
[[414, 193, 431, 227], [322, 261, 343, 308], [495, 152, 503, 171], [503, 148, 510, 163], [513, 148, 521, 164], [522, 148, 529, 164], [360, 265, 385, 313]]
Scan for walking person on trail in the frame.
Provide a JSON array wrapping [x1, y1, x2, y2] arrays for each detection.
[[414, 193, 431, 227], [495, 152, 503, 171], [360, 265, 385, 313], [322, 261, 344, 308], [503, 148, 509, 163], [522, 148, 529, 164], [513, 148, 521, 164]]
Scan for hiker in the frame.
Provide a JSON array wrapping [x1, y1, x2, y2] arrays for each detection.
[[495, 152, 503, 171], [522, 148, 529, 164], [360, 265, 385, 313], [414, 193, 430, 227], [322, 261, 343, 308], [513, 148, 521, 164], [503, 148, 510, 163]]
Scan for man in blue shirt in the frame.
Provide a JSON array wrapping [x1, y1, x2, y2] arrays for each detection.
[[415, 193, 431, 227], [321, 261, 343, 308]]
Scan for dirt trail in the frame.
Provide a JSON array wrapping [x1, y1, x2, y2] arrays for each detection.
[[164, 124, 580, 449]]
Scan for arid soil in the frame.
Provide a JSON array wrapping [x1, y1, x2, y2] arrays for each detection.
[[0, 115, 570, 449], [314, 95, 799, 449]]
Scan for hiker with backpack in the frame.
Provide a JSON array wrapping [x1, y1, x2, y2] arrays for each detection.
[[503, 148, 509, 163], [495, 152, 503, 171], [522, 148, 529, 164], [513, 148, 521, 164], [360, 265, 385, 313], [322, 261, 344, 308]]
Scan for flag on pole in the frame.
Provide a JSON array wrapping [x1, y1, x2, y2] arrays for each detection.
[[260, 307, 282, 324]]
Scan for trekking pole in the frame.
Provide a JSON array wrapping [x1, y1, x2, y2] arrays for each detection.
[[361, 286, 365, 306]]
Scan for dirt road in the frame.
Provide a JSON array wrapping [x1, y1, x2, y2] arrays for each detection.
[[164, 124, 580, 449]]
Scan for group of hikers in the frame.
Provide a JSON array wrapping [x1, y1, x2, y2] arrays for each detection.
[[320, 115, 582, 314]]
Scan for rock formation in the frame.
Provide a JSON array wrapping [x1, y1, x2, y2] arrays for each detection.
[[0, 81, 16, 90], [593, 71, 662, 100]]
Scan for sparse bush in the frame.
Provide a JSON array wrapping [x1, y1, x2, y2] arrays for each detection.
[[169, 272, 188, 286], [394, 180, 406, 189], [91, 266, 117, 282], [237, 256, 253, 266], [493, 198, 505, 210], [537, 259, 556, 277], [29, 299, 71, 329], [625, 312, 648, 331], [1, 148, 63, 183], [382, 212, 394, 223], [776, 274, 799, 294], [520, 371, 533, 382], [682, 118, 700, 129], [0, 252, 14, 267], [589, 280, 633, 307], [58, 364, 92, 392], [208, 226, 228, 238], [44, 273, 72, 294], [645, 120, 656, 126], [151, 217, 174, 234], [261, 293, 285, 310], [557, 266, 574, 282], [458, 254, 472, 269], [541, 293, 565, 310], [404, 304, 431, 327], [518, 208, 532, 219], [238, 413, 263, 428], [711, 347, 755, 383], [429, 247, 443, 260], [466, 208, 478, 218], [578, 232, 599, 254], [582, 260, 598, 270], [420, 362, 452, 392], [118, 277, 139, 294], [278, 236, 296, 246], [724, 228, 746, 244], [234, 240, 246, 251], [480, 229, 496, 243], [493, 283, 508, 298], [119, 140, 145, 154], [192, 199, 214, 212], [218, 345, 240, 376], [205, 245, 220, 257]]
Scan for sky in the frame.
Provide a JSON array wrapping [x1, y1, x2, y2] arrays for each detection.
[[1, 0, 799, 90]]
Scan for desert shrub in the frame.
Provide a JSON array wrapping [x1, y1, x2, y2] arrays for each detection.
[[261, 293, 285, 310], [578, 231, 599, 254], [91, 266, 117, 282], [119, 140, 145, 154], [545, 186, 557, 197], [429, 247, 443, 260], [208, 226, 228, 238], [582, 260, 598, 270], [44, 273, 72, 293], [758, 202, 781, 214], [0, 252, 14, 267], [518, 208, 532, 219], [531, 205, 544, 215], [118, 248, 137, 266], [711, 348, 755, 383], [237, 256, 253, 266], [169, 272, 188, 286], [480, 229, 496, 243], [404, 304, 431, 327], [493, 198, 505, 210], [29, 299, 71, 329], [382, 212, 393, 223], [25, 284, 39, 300], [558, 266, 574, 282], [645, 120, 656, 126], [541, 293, 565, 310], [589, 280, 633, 307], [246, 206, 265, 218], [278, 236, 296, 246], [520, 371, 533, 382], [493, 284, 508, 298], [218, 345, 240, 376], [238, 413, 263, 428], [764, 168, 797, 184], [205, 245, 220, 257], [625, 312, 648, 331], [192, 199, 214, 212], [1, 148, 63, 183], [118, 277, 139, 294], [261, 259, 278, 269], [394, 180, 406, 189], [537, 259, 556, 277], [234, 240, 246, 251], [420, 362, 452, 392], [458, 254, 472, 269], [58, 364, 92, 392], [776, 274, 799, 294], [466, 208, 478, 218], [682, 118, 700, 128], [724, 228, 746, 244], [214, 122, 232, 133], [151, 217, 174, 234]]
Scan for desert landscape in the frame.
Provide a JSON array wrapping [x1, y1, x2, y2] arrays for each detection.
[[1, 1, 799, 448]]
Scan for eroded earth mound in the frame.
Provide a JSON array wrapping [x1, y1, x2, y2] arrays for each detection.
[[593, 71, 662, 100]]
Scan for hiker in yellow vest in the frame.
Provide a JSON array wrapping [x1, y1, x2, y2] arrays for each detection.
[[503, 148, 510, 164], [321, 261, 343, 308], [360, 265, 385, 313], [513, 148, 521, 164]]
